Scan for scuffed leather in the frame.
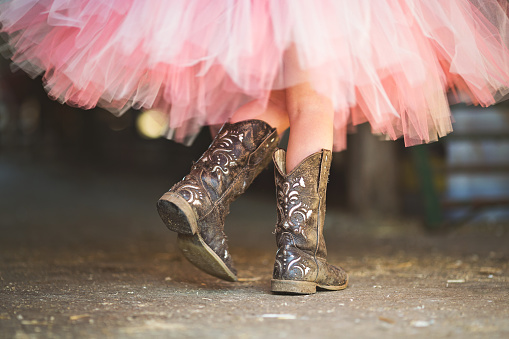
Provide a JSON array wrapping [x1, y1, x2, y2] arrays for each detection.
[[169, 120, 279, 274], [272, 149, 347, 286]]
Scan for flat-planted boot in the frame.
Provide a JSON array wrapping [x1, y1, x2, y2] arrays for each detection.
[[271, 149, 348, 294], [158, 119, 279, 281]]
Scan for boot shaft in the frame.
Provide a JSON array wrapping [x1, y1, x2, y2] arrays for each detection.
[[273, 149, 332, 257], [172, 119, 278, 216]]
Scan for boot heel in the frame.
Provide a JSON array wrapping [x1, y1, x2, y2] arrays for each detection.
[[271, 279, 317, 294], [157, 192, 198, 235]]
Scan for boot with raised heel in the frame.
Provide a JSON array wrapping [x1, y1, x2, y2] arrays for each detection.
[[157, 119, 279, 281]]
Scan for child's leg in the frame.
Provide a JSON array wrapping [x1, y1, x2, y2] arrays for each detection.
[[230, 90, 290, 136], [284, 48, 334, 172]]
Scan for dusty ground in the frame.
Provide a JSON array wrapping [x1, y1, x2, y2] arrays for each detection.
[[1, 156, 508, 339]]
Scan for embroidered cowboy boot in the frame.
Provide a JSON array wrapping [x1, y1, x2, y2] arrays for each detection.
[[271, 149, 348, 294], [157, 119, 279, 281]]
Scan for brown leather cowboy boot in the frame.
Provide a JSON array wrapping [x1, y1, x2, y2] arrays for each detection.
[[157, 119, 279, 281], [271, 148, 348, 294]]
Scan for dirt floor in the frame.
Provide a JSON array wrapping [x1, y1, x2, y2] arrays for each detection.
[[1, 156, 508, 339]]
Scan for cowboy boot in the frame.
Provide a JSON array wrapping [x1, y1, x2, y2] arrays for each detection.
[[157, 119, 279, 281], [271, 148, 348, 294]]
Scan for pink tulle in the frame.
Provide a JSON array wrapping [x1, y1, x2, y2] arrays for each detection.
[[1, 0, 509, 150]]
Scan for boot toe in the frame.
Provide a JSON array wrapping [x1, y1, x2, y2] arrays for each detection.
[[315, 261, 348, 290], [177, 233, 238, 281]]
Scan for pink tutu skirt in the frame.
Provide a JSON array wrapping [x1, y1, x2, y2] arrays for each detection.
[[1, 0, 509, 150]]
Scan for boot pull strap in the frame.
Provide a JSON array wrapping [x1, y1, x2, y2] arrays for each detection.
[[318, 150, 332, 195]]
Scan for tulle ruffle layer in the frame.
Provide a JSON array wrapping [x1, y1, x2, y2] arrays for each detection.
[[1, 0, 509, 149]]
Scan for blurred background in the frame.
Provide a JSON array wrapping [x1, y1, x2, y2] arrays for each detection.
[[1, 57, 508, 231]]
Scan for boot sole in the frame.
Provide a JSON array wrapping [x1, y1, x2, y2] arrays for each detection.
[[157, 192, 238, 282], [178, 233, 238, 282], [271, 278, 348, 294]]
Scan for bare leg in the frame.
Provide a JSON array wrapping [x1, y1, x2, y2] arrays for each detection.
[[284, 48, 334, 172], [230, 90, 290, 136]]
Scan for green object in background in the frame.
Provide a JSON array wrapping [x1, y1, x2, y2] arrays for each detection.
[[411, 144, 442, 229]]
